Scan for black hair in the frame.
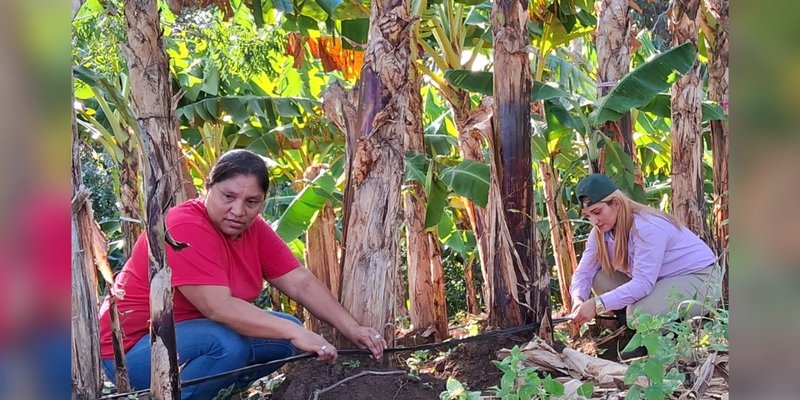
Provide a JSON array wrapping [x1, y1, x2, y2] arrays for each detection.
[[206, 149, 270, 194]]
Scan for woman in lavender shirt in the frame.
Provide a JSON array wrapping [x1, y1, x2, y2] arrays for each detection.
[[569, 174, 722, 327]]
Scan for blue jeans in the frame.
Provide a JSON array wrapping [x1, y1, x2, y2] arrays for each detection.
[[102, 311, 300, 400]]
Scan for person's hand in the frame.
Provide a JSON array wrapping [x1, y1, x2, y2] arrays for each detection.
[[290, 329, 338, 361], [569, 299, 597, 327], [343, 325, 386, 359]]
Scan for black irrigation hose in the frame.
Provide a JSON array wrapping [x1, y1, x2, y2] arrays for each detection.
[[96, 316, 615, 400]]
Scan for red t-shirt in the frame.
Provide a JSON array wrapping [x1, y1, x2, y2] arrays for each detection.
[[98, 199, 300, 359]]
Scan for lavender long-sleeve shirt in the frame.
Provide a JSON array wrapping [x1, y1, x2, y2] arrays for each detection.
[[569, 212, 716, 311]]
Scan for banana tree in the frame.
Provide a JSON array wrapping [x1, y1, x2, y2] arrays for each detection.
[[488, 0, 538, 327], [444, 39, 706, 319], [71, 79, 103, 400], [441, 0, 597, 323], [414, 0, 494, 314], [74, 67, 144, 260], [703, 0, 729, 299], [531, 1, 595, 321], [122, 0, 182, 396], [595, 0, 645, 187], [668, 0, 706, 236], [400, 12, 450, 341], [336, 0, 416, 348]]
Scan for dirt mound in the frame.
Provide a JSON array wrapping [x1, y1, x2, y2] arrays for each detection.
[[269, 354, 445, 400], [270, 326, 560, 398], [431, 331, 533, 393]]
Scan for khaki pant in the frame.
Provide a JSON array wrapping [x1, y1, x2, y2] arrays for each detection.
[[593, 264, 723, 321]]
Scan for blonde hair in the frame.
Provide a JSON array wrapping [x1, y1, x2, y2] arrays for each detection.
[[592, 190, 682, 276]]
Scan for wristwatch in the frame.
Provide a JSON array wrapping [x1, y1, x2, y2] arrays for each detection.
[[594, 297, 606, 315]]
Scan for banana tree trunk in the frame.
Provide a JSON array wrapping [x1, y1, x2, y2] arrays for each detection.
[[339, 0, 415, 347], [463, 255, 480, 314], [303, 166, 341, 340], [122, 0, 183, 396], [107, 295, 132, 393], [122, 0, 196, 206], [491, 0, 544, 326], [669, 0, 707, 236], [596, 0, 644, 186], [452, 95, 492, 315], [71, 94, 102, 400], [140, 122, 181, 400], [461, 98, 518, 323], [404, 39, 448, 341], [539, 162, 578, 312], [92, 208, 133, 392], [120, 141, 143, 259], [455, 99, 496, 314], [705, 0, 728, 300], [530, 100, 578, 320]]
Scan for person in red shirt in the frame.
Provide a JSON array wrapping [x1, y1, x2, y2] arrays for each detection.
[[98, 149, 386, 399]]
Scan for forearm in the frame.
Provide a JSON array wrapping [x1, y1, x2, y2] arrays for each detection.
[[209, 296, 306, 339], [570, 234, 601, 301]]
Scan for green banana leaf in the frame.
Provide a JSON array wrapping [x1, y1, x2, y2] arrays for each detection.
[[274, 171, 338, 243], [437, 209, 476, 259], [424, 177, 450, 230], [443, 70, 570, 102], [440, 159, 489, 208], [590, 42, 697, 125], [342, 19, 369, 48], [403, 152, 451, 230], [177, 95, 318, 127], [404, 151, 429, 184], [443, 70, 493, 96], [639, 93, 727, 123]]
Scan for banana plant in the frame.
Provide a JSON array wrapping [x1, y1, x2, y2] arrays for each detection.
[[411, 0, 497, 305], [73, 66, 144, 260], [443, 39, 708, 192]]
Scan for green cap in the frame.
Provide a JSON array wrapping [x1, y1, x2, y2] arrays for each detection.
[[576, 174, 618, 208]]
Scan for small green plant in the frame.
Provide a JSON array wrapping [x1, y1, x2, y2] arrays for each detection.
[[342, 359, 362, 369], [406, 349, 431, 373], [211, 383, 239, 400], [702, 308, 729, 351], [579, 323, 589, 337], [489, 346, 565, 400], [439, 377, 481, 400], [553, 328, 569, 345], [622, 289, 729, 399], [623, 310, 685, 400]]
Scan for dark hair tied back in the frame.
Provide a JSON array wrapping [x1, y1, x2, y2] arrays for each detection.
[[207, 149, 270, 194]]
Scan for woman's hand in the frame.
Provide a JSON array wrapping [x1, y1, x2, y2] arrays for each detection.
[[343, 325, 387, 359], [290, 329, 338, 361], [270, 268, 385, 359], [569, 298, 597, 327]]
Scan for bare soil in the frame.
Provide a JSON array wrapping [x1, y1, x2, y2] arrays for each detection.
[[267, 328, 536, 399], [268, 354, 444, 400]]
